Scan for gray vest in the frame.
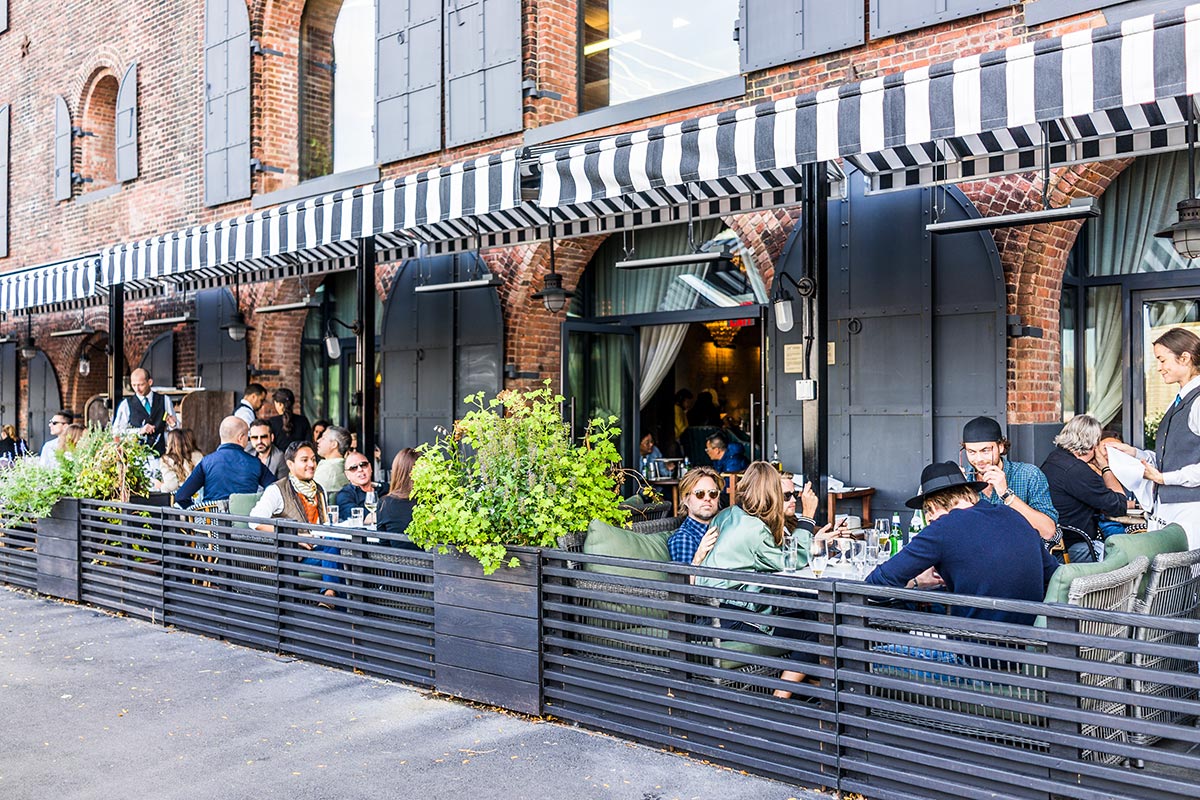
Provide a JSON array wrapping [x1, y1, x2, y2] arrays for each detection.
[[1155, 386, 1200, 504]]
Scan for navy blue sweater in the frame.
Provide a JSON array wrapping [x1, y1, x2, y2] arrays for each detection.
[[866, 500, 1059, 625], [174, 443, 276, 507]]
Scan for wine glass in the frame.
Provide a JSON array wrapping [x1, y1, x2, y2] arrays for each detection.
[[809, 539, 829, 578], [364, 490, 378, 517]]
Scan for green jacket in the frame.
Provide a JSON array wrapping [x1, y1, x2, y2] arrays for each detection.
[[695, 506, 815, 613]]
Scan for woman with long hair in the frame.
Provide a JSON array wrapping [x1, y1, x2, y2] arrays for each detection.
[[1110, 326, 1200, 547], [156, 428, 204, 493], [693, 461, 822, 699], [61, 423, 87, 450], [376, 448, 420, 547], [268, 387, 311, 452], [0, 423, 29, 460]]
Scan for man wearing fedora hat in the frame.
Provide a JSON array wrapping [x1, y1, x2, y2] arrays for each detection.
[[865, 461, 1059, 625], [960, 416, 1059, 543]]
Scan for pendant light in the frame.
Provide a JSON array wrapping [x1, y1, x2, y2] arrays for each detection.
[[1155, 100, 1200, 259], [532, 228, 574, 314]]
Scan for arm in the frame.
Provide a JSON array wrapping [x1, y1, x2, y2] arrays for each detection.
[[1070, 460, 1129, 518], [162, 395, 178, 430], [173, 461, 203, 508], [1147, 399, 1200, 487], [1041, 544, 1060, 588], [985, 464, 1058, 540], [336, 486, 358, 520], [249, 486, 284, 532], [866, 522, 943, 588], [111, 400, 132, 435], [258, 461, 276, 490]]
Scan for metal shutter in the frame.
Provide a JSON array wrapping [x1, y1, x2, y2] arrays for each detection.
[[0, 105, 8, 257], [376, 0, 443, 163], [870, 1, 1012, 40], [116, 62, 139, 183], [138, 331, 175, 390], [25, 351, 62, 452], [444, 0, 522, 148], [204, 0, 251, 206], [53, 96, 71, 202], [0, 342, 16, 431], [739, 0, 864, 73], [194, 288, 246, 392]]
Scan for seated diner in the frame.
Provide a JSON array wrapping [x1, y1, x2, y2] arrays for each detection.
[[866, 461, 1059, 626]]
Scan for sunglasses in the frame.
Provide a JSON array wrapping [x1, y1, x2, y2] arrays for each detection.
[[782, 491, 797, 501], [691, 489, 720, 500], [345, 462, 371, 471]]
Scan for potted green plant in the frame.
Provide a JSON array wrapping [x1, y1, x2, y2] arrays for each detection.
[[408, 382, 627, 712]]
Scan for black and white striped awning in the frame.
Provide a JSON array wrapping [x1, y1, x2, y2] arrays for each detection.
[[0, 256, 101, 314], [540, 4, 1200, 201], [101, 151, 522, 293]]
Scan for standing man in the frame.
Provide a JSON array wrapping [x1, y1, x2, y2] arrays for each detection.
[[112, 368, 176, 456], [667, 466, 723, 563], [313, 425, 351, 494], [39, 411, 73, 467], [173, 417, 275, 508], [960, 416, 1058, 542], [233, 383, 268, 428], [247, 418, 288, 480], [335, 452, 385, 522]]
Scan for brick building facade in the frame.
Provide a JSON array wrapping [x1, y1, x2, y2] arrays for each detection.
[[0, 1, 1189, 465]]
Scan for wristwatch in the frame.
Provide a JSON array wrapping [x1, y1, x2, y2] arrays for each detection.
[[1000, 489, 1016, 504]]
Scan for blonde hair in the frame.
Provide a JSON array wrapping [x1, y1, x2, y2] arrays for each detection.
[[738, 461, 786, 546], [679, 465, 721, 498], [922, 485, 980, 517], [2, 424, 16, 440]]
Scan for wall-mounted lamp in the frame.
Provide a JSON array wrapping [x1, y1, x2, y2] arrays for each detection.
[[323, 317, 361, 360], [18, 315, 36, 360], [78, 351, 91, 377], [532, 230, 574, 314], [771, 272, 816, 333], [1156, 101, 1200, 259], [221, 272, 253, 341]]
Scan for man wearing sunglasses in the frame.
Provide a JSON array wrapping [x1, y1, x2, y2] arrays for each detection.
[[667, 466, 723, 563], [247, 419, 288, 480], [335, 454, 384, 522], [39, 411, 73, 467]]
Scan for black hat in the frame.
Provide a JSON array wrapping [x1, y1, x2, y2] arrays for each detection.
[[905, 461, 989, 509], [962, 416, 1004, 444]]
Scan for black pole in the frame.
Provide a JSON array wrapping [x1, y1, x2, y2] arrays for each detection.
[[108, 282, 125, 416], [357, 236, 377, 468]]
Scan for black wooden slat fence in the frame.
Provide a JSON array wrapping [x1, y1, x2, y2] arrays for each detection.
[[3, 498, 1199, 800]]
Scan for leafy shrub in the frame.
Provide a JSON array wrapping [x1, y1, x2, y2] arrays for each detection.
[[409, 382, 628, 573]]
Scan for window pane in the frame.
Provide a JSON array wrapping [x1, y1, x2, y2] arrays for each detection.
[[1085, 285, 1122, 428], [1061, 287, 1076, 420], [333, 0, 376, 173], [581, 0, 739, 111]]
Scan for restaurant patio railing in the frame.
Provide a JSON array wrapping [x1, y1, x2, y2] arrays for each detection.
[[2, 498, 1199, 800]]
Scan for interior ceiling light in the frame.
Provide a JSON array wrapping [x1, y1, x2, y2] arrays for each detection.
[[704, 320, 739, 349]]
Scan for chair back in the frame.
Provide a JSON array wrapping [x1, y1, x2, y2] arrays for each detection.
[[1067, 555, 1148, 612], [1136, 547, 1200, 616]]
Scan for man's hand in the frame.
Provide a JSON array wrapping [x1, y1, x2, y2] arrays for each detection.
[[1104, 439, 1135, 457], [1092, 445, 1109, 470], [800, 481, 819, 519], [140, 423, 156, 435], [909, 567, 945, 590], [165, 414, 178, 428], [692, 526, 720, 566], [980, 463, 1008, 495]]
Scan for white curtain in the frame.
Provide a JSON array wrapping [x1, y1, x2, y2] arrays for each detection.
[[1087, 151, 1197, 426], [639, 324, 688, 406]]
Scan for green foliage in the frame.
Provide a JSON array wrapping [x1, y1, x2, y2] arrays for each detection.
[[0, 427, 156, 525], [409, 382, 628, 574], [1145, 410, 1164, 451]]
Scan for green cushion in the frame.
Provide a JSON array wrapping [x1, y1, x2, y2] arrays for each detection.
[[1105, 524, 1189, 595], [582, 519, 671, 581], [715, 639, 789, 671], [1042, 551, 1131, 606], [228, 492, 262, 517]]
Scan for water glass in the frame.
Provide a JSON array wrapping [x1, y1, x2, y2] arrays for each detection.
[[350, 507, 366, 526], [781, 536, 800, 573], [326, 505, 339, 525]]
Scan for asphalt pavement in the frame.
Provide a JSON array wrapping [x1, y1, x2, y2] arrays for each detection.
[[0, 587, 822, 800]]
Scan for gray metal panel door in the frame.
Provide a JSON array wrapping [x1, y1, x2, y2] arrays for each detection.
[[204, 0, 251, 206], [452, 253, 503, 420], [0, 104, 8, 257], [1, 2, 7, 34], [870, 0, 1012, 39], [826, 171, 1004, 520], [139, 331, 175, 389], [26, 351, 62, 451], [116, 62, 139, 183], [0, 342, 16, 430], [376, 0, 443, 163], [380, 256, 454, 456], [194, 288, 246, 392], [739, 0, 864, 73], [445, 0, 522, 148], [53, 96, 71, 202]]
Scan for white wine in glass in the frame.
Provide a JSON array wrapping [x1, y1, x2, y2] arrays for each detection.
[[810, 555, 829, 578]]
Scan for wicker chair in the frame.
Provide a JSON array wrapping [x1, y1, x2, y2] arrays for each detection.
[[1067, 555, 1149, 766], [1130, 548, 1200, 747], [621, 501, 675, 522]]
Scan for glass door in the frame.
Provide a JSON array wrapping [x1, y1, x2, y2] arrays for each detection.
[[563, 322, 640, 472], [1133, 289, 1200, 449]]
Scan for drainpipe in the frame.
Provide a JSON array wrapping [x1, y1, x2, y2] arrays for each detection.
[[357, 236, 376, 467], [108, 282, 125, 414]]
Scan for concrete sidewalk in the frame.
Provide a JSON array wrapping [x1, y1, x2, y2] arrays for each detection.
[[0, 588, 820, 800]]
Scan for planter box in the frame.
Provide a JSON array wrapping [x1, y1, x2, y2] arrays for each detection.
[[433, 547, 542, 714], [36, 498, 80, 601]]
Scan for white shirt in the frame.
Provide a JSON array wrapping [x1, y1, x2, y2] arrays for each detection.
[[249, 483, 286, 522], [1134, 375, 1200, 547], [1133, 375, 1200, 487], [233, 401, 256, 427], [112, 391, 177, 436], [39, 437, 61, 467]]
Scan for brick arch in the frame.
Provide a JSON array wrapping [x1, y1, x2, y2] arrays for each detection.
[[723, 207, 804, 288], [78, 68, 121, 191], [255, 0, 306, 194], [64, 46, 124, 117], [960, 159, 1133, 423], [244, 275, 316, 393], [66, 327, 110, 418]]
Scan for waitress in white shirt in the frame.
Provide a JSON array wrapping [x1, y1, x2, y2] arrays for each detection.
[[1112, 327, 1200, 547]]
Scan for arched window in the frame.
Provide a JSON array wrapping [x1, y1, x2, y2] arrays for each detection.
[[79, 72, 120, 191], [299, 0, 376, 181]]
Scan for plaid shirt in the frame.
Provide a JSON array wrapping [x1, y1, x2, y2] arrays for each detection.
[[970, 459, 1059, 522], [668, 516, 709, 563]]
